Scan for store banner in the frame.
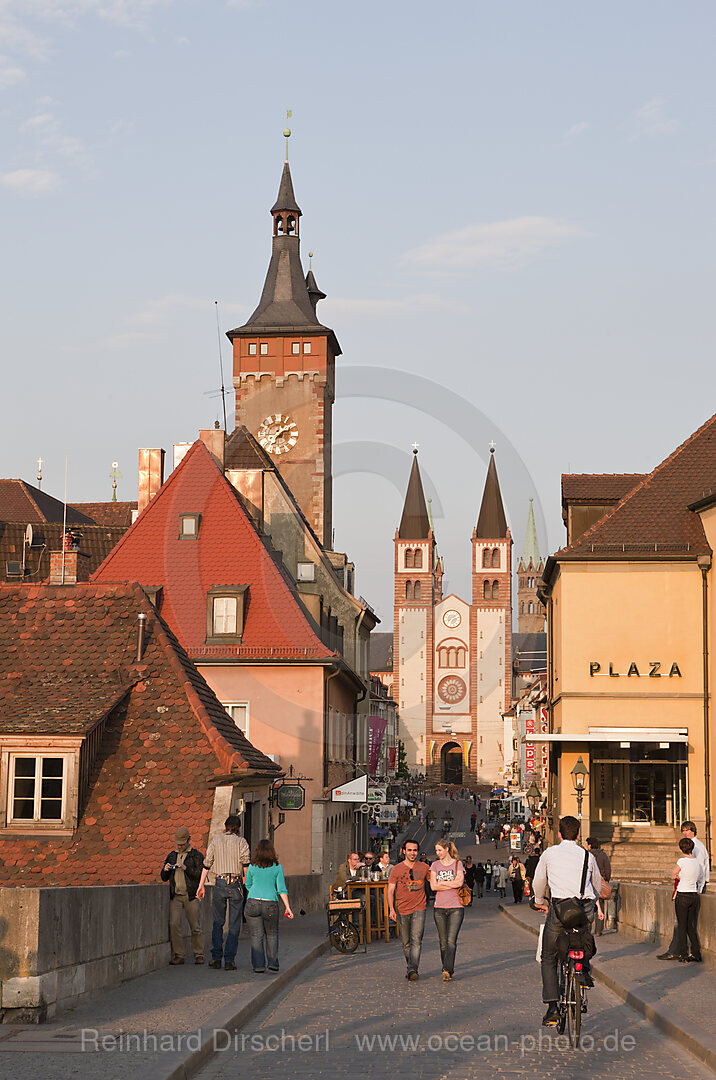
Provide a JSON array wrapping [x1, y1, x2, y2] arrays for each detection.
[[525, 709, 536, 776], [369, 715, 389, 775], [540, 706, 549, 792]]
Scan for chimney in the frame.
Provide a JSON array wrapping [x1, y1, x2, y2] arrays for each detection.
[[49, 533, 90, 584], [199, 424, 225, 470], [138, 448, 165, 514], [136, 612, 147, 661]]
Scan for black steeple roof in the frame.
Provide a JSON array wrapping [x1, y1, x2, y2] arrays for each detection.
[[476, 449, 508, 538], [270, 162, 302, 216], [398, 451, 431, 539], [227, 160, 341, 353]]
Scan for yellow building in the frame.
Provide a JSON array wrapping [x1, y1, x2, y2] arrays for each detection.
[[534, 415, 715, 878]]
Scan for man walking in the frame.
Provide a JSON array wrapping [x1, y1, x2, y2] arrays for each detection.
[[658, 821, 710, 960], [586, 836, 611, 935], [161, 826, 205, 965], [475, 861, 485, 898], [508, 856, 525, 903], [196, 814, 250, 971], [388, 840, 429, 981]]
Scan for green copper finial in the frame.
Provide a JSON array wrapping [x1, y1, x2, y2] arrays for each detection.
[[284, 109, 292, 161], [308, 250, 313, 268]]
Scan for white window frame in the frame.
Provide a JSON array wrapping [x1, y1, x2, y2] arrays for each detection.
[[8, 753, 68, 824], [1, 742, 80, 833], [292, 342, 300, 355], [213, 595, 238, 636], [303, 342, 312, 354], [260, 342, 268, 355], [248, 342, 258, 356], [223, 702, 250, 740]]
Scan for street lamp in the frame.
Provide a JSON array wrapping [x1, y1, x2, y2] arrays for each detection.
[[570, 755, 589, 820], [526, 780, 541, 814]]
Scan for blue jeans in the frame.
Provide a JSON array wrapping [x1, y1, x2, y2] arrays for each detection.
[[211, 878, 244, 963], [433, 906, 464, 975], [398, 908, 426, 975], [244, 898, 280, 971]]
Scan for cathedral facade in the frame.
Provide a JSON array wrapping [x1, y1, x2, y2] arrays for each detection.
[[393, 448, 513, 786]]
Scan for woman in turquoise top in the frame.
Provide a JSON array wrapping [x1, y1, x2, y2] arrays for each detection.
[[244, 839, 294, 973]]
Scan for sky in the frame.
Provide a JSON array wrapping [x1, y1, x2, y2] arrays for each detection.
[[2, 0, 715, 621]]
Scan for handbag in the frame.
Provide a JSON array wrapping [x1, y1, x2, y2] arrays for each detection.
[[457, 885, 472, 907], [599, 879, 612, 901]]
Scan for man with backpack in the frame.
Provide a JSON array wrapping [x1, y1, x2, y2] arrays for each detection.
[[533, 816, 602, 1027]]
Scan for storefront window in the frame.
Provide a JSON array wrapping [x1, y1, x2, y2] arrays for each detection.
[[591, 743, 687, 827]]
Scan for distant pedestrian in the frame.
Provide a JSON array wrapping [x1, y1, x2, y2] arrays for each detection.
[[161, 826, 205, 966], [475, 862, 485, 898], [244, 839, 294, 973], [586, 837, 611, 935], [658, 821, 710, 960], [431, 841, 466, 980], [196, 814, 251, 971], [524, 851, 540, 898], [495, 862, 508, 898], [470, 813, 477, 832], [508, 856, 525, 903], [463, 856, 476, 904], [388, 840, 429, 981], [484, 860, 493, 892]]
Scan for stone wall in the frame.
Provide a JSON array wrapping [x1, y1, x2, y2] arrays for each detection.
[[617, 882, 714, 957], [0, 875, 326, 1023]]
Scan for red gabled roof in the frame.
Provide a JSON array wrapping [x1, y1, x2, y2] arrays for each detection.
[[92, 440, 332, 659], [0, 479, 95, 525], [561, 474, 645, 506], [70, 501, 137, 527], [0, 583, 280, 887], [557, 414, 716, 561]]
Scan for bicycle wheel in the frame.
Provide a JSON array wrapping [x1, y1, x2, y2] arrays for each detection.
[[566, 968, 581, 1048], [557, 962, 567, 1034], [330, 918, 360, 953]]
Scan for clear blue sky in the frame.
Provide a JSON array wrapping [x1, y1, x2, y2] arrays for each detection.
[[2, 1, 715, 618]]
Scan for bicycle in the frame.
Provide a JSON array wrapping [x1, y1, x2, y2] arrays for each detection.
[[556, 931, 589, 1048], [328, 909, 360, 953]]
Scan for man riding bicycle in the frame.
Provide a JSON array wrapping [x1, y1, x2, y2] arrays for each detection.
[[532, 815, 602, 1027]]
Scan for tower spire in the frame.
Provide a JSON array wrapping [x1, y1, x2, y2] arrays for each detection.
[[475, 446, 508, 538], [398, 449, 431, 539], [518, 498, 542, 570]]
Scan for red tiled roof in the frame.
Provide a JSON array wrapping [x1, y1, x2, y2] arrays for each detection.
[[70, 501, 137, 527], [0, 480, 96, 525], [561, 474, 645, 505], [1, 521, 127, 582], [92, 440, 332, 659], [557, 414, 716, 560], [0, 583, 280, 887]]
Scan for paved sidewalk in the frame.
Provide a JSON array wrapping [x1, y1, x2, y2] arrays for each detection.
[[500, 900, 716, 1071], [0, 913, 328, 1080]]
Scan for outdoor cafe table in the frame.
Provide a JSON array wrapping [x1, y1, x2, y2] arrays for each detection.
[[346, 879, 390, 943]]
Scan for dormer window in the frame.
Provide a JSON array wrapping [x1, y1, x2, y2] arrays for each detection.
[[10, 755, 65, 822], [179, 514, 200, 538], [206, 586, 248, 644]]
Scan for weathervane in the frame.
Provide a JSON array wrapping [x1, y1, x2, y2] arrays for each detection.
[[109, 461, 122, 502], [489, 440, 496, 454], [308, 251, 313, 269], [36, 457, 44, 490], [411, 442, 420, 455], [284, 109, 292, 161]]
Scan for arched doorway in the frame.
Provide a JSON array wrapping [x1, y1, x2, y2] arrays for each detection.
[[441, 742, 462, 785]]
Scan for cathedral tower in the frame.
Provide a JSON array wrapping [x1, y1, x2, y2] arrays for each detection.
[[517, 498, 545, 633], [394, 451, 439, 772], [227, 156, 340, 550], [471, 448, 512, 783]]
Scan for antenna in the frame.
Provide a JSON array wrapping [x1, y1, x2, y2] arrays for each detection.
[[61, 454, 68, 585], [214, 301, 228, 433]]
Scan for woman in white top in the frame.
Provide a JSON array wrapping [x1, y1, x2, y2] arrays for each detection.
[[672, 837, 702, 962]]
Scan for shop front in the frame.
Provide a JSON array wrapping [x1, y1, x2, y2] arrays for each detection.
[[591, 741, 688, 827]]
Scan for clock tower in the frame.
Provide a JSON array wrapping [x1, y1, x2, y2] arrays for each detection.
[[227, 156, 341, 550]]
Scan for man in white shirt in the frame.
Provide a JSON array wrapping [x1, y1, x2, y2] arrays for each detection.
[[533, 815, 602, 1027], [658, 821, 710, 960]]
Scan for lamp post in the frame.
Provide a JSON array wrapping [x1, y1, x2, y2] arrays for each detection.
[[571, 755, 589, 821], [526, 780, 541, 814]]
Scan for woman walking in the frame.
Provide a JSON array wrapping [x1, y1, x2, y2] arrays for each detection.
[[430, 840, 465, 981], [244, 839, 294, 973]]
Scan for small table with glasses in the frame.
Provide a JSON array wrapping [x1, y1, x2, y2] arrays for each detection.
[[346, 878, 391, 943]]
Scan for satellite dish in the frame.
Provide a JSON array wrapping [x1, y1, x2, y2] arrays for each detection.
[[24, 524, 33, 547]]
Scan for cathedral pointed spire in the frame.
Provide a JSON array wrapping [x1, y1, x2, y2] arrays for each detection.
[[518, 498, 542, 570], [271, 162, 302, 218], [398, 450, 431, 539], [475, 447, 508, 538]]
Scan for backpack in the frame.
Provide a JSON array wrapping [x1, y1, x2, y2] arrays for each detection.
[[552, 849, 591, 930]]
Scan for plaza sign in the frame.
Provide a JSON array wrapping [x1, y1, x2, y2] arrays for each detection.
[[589, 661, 682, 678]]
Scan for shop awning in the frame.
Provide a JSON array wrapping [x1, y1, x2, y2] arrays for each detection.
[[524, 728, 688, 744]]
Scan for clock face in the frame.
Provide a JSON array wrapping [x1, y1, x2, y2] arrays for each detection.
[[257, 414, 299, 455], [443, 609, 461, 628], [438, 675, 467, 705]]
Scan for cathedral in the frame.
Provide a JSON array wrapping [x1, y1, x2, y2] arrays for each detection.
[[393, 448, 513, 786]]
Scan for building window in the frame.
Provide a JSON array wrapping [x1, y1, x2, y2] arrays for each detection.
[[521, 602, 524, 614], [260, 343, 268, 355], [482, 548, 490, 568], [303, 342, 311, 354], [528, 602, 534, 614], [292, 342, 300, 355], [483, 579, 490, 600], [414, 549, 423, 569], [223, 703, 249, 739], [492, 548, 500, 568], [9, 755, 66, 823], [179, 513, 200, 538], [413, 581, 421, 601], [405, 581, 411, 600], [492, 580, 499, 600], [248, 343, 257, 356], [405, 549, 414, 569], [206, 586, 248, 644]]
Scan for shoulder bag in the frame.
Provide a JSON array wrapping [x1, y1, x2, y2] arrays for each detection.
[[552, 849, 590, 930]]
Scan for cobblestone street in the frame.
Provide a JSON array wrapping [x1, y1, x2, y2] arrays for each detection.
[[196, 890, 712, 1080]]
